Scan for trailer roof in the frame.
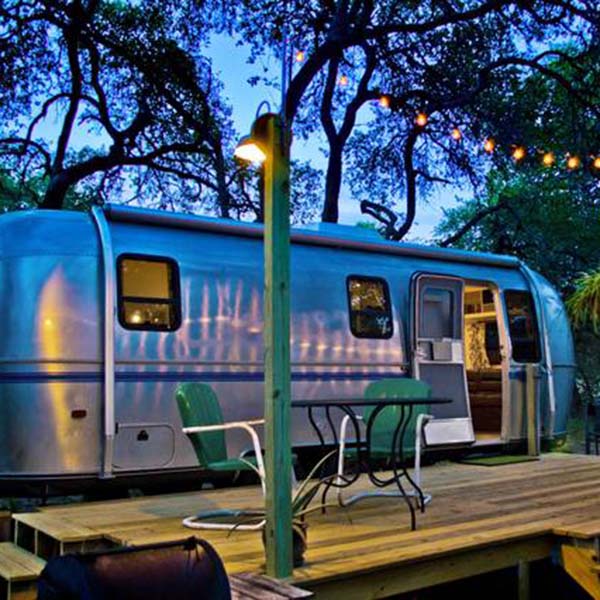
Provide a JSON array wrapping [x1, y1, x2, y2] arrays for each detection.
[[105, 204, 521, 270]]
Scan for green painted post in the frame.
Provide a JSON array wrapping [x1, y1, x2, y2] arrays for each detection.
[[262, 113, 293, 578]]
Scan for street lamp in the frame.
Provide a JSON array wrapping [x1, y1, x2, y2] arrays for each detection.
[[235, 110, 293, 579]]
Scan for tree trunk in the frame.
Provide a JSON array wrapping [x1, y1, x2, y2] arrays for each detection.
[[322, 145, 343, 223], [41, 174, 70, 209]]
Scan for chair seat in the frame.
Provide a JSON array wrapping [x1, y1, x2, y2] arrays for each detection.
[[206, 456, 258, 472]]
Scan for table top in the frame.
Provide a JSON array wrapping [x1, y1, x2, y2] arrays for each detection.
[[291, 397, 451, 408]]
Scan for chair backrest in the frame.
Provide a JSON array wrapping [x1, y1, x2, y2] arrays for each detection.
[[176, 383, 228, 466], [363, 378, 432, 457]]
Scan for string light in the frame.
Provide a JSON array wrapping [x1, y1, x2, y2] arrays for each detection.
[[295, 50, 305, 63], [484, 137, 496, 153], [512, 146, 526, 162], [451, 127, 462, 141], [367, 97, 598, 174], [542, 152, 555, 167], [339, 74, 348, 86], [512, 146, 526, 161], [379, 95, 391, 109], [415, 112, 428, 127]]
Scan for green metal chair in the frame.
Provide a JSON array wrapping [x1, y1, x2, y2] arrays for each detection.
[[336, 377, 434, 507], [176, 382, 266, 531]]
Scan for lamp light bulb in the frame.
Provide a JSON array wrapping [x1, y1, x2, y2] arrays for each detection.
[[451, 127, 462, 141], [295, 51, 305, 63], [234, 138, 266, 164], [567, 155, 581, 170]]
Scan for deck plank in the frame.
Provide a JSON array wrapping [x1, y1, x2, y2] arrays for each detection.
[[9, 453, 600, 594]]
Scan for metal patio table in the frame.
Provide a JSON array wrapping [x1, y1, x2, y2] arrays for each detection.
[[291, 397, 451, 530]]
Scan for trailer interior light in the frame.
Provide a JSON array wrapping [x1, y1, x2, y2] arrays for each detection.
[[234, 136, 267, 164]]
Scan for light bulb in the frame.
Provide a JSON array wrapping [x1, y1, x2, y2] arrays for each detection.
[[484, 137, 495, 153], [542, 152, 555, 167], [415, 112, 428, 127], [512, 146, 526, 161], [379, 95, 390, 108]]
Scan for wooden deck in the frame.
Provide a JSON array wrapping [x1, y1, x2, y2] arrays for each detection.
[[11, 453, 600, 598]]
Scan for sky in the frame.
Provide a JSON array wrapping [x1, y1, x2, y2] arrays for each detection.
[[207, 35, 463, 242]]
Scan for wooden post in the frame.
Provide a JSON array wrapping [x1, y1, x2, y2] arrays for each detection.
[[526, 364, 538, 457], [518, 560, 530, 600], [262, 113, 293, 578]]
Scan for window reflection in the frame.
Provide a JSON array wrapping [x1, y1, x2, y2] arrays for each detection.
[[347, 277, 393, 339]]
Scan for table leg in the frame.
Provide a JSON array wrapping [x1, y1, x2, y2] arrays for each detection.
[[393, 404, 426, 513], [389, 405, 417, 530]]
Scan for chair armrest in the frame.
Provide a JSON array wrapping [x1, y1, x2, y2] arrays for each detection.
[[416, 413, 434, 448], [182, 419, 265, 435], [182, 420, 267, 492]]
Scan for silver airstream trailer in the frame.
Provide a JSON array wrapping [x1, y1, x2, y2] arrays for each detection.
[[0, 205, 575, 490]]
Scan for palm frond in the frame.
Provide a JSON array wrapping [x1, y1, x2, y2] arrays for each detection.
[[567, 270, 600, 332]]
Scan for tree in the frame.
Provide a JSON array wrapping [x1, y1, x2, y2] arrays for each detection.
[[0, 0, 242, 213], [435, 47, 600, 292], [227, 0, 600, 235]]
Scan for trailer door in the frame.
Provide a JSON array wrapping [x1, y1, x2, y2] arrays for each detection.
[[413, 274, 475, 445]]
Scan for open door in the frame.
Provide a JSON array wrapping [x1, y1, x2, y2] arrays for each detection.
[[412, 274, 475, 446]]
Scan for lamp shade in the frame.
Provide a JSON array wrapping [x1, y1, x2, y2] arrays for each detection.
[[234, 136, 267, 163]]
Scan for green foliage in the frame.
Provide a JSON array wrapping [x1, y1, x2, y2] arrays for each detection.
[[568, 272, 600, 332], [436, 170, 600, 292]]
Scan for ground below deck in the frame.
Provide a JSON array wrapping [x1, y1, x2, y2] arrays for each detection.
[[11, 453, 600, 599]]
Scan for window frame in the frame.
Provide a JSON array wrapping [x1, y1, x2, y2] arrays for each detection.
[[117, 253, 182, 332], [504, 289, 541, 364], [346, 274, 394, 340]]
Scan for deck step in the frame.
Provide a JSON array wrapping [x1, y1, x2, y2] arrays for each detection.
[[12, 512, 112, 560], [0, 542, 45, 600]]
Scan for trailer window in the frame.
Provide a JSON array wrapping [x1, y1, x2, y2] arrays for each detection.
[[117, 255, 181, 331], [347, 276, 393, 339], [505, 290, 540, 363], [421, 288, 454, 339]]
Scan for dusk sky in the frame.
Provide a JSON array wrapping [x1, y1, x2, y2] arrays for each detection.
[[208, 34, 461, 241]]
